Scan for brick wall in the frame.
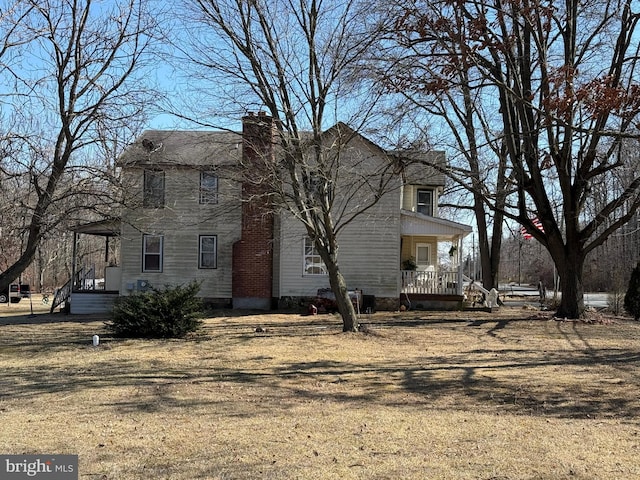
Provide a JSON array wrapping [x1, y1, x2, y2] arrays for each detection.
[[232, 112, 276, 307]]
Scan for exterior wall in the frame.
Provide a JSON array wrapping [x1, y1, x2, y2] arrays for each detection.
[[120, 165, 242, 303], [277, 211, 401, 300], [401, 235, 438, 268], [276, 134, 402, 301]]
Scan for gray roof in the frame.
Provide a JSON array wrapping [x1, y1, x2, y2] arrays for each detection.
[[118, 127, 447, 187], [118, 130, 242, 168]]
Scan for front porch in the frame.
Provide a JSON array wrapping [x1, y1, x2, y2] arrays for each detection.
[[399, 209, 472, 309], [51, 219, 121, 314]]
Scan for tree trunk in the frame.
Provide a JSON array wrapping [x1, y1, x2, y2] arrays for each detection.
[[325, 260, 358, 332], [556, 255, 586, 319], [0, 223, 42, 294]]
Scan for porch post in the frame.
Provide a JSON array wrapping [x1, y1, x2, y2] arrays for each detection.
[[456, 236, 463, 295], [71, 232, 78, 290]]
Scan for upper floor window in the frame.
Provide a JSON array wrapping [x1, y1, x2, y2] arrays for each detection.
[[303, 237, 327, 275], [304, 170, 333, 203], [200, 171, 218, 204], [143, 169, 165, 208], [417, 189, 433, 216], [199, 235, 217, 268], [143, 234, 163, 272]]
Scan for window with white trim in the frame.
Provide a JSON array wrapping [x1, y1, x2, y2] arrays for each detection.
[[417, 189, 433, 216], [200, 171, 218, 204], [199, 235, 217, 269], [415, 243, 431, 269], [143, 169, 165, 208], [303, 237, 327, 275], [143, 234, 163, 272]]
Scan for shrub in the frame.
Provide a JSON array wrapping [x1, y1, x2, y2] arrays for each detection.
[[624, 261, 640, 321], [608, 289, 626, 316], [107, 281, 204, 338]]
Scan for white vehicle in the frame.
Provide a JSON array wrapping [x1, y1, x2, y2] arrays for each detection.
[[0, 283, 30, 303]]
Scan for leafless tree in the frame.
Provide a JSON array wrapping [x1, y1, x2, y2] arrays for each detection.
[[379, 0, 640, 318], [178, 0, 397, 331], [372, 13, 510, 291], [0, 0, 160, 295]]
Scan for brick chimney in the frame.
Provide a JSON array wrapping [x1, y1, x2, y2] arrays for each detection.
[[232, 112, 276, 309]]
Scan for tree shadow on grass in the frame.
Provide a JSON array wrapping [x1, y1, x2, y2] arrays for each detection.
[[2, 312, 639, 421]]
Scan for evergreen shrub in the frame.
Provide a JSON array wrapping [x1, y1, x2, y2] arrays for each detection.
[[107, 281, 204, 338], [624, 261, 640, 321]]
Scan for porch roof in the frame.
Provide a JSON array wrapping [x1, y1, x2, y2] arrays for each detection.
[[70, 218, 121, 237], [401, 210, 472, 239]]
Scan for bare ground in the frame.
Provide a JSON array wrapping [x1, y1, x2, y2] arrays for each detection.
[[1, 298, 639, 479]]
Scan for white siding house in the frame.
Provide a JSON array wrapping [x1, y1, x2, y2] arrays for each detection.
[[63, 114, 472, 313]]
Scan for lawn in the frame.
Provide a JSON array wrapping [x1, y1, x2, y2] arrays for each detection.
[[1, 298, 639, 479]]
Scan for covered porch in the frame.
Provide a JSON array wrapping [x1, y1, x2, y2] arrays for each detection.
[[51, 219, 121, 314], [399, 210, 472, 306]]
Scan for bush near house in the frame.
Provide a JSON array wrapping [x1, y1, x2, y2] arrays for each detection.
[[107, 281, 204, 338], [624, 261, 640, 321]]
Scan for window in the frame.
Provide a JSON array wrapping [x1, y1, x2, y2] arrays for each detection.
[[416, 243, 431, 269], [303, 237, 327, 275], [143, 169, 165, 208], [304, 171, 333, 202], [143, 235, 163, 272], [200, 171, 218, 204], [199, 235, 217, 269], [417, 189, 433, 216]]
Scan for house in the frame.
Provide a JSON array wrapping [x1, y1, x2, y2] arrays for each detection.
[[61, 113, 472, 314]]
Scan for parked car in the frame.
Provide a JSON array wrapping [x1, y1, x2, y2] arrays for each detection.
[[0, 284, 30, 303]]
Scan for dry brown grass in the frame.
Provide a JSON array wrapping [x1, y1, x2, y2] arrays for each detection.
[[1, 298, 640, 479]]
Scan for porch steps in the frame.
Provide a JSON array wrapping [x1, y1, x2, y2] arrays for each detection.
[[50, 266, 95, 313]]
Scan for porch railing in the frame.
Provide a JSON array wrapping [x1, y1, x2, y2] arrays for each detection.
[[401, 270, 461, 295], [50, 265, 97, 313]]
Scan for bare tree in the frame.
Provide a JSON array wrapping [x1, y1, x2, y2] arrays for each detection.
[[371, 21, 510, 291], [382, 0, 640, 318], [178, 0, 395, 331], [0, 0, 159, 295]]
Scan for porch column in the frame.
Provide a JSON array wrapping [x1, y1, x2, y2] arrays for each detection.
[[456, 236, 463, 295], [71, 232, 78, 290]]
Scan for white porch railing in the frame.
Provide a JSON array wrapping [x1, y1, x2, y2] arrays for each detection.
[[401, 270, 461, 295]]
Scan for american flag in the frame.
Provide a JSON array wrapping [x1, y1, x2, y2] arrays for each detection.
[[520, 217, 544, 239]]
